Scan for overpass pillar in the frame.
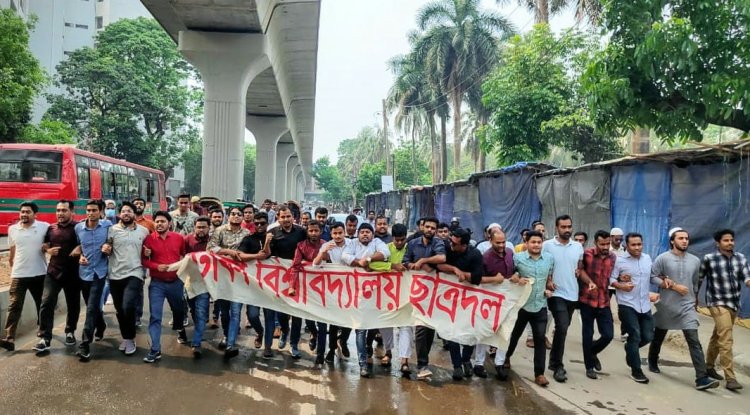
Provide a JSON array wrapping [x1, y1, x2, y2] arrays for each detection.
[[286, 156, 298, 201], [274, 142, 295, 201], [290, 164, 302, 202], [247, 116, 288, 202], [296, 171, 305, 202], [179, 31, 270, 201]]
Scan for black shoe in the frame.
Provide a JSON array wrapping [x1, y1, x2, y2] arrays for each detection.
[[325, 350, 335, 363], [218, 337, 227, 350], [360, 367, 371, 378], [473, 365, 488, 378], [647, 358, 660, 373], [65, 332, 76, 346], [631, 370, 649, 384], [495, 365, 509, 381], [177, 329, 188, 344], [314, 356, 324, 365], [586, 369, 598, 379], [695, 376, 720, 390], [262, 348, 273, 359], [77, 344, 91, 362], [309, 334, 316, 352], [452, 366, 465, 381], [0, 338, 15, 351], [463, 362, 473, 378], [94, 324, 106, 342], [192, 347, 202, 359], [593, 355, 602, 372], [706, 367, 724, 380], [33, 339, 51, 354], [224, 346, 239, 360], [553, 367, 567, 382]]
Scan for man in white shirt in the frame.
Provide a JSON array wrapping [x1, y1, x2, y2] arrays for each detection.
[[0, 202, 49, 351], [394, 208, 405, 225]]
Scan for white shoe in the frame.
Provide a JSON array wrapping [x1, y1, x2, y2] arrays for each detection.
[[620, 333, 629, 342], [118, 340, 128, 351], [124, 339, 137, 355]]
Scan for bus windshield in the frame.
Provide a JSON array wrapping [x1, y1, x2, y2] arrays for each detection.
[[0, 150, 63, 183]]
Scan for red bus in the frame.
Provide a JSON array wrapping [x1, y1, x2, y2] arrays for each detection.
[[0, 144, 167, 235]]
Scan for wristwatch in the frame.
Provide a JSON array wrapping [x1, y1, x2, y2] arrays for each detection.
[[366, 257, 372, 263]]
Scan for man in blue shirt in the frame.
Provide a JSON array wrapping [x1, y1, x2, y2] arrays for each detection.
[[73, 199, 111, 362], [503, 230, 554, 387], [610, 232, 657, 384], [402, 216, 446, 380], [542, 214, 584, 383]]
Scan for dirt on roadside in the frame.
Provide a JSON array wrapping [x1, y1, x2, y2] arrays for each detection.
[[0, 256, 9, 288]]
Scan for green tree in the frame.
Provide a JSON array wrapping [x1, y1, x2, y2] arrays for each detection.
[[393, 146, 432, 188], [19, 119, 74, 144], [415, 0, 514, 175], [46, 17, 201, 174], [0, 10, 45, 142], [356, 161, 386, 198], [481, 25, 621, 165], [243, 144, 256, 201], [495, 0, 602, 25], [312, 156, 350, 205], [582, 0, 750, 142]]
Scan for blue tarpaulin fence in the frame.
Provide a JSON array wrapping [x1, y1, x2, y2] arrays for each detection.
[[478, 169, 541, 246]]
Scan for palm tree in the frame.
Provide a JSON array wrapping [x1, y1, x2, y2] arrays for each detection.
[[415, 0, 514, 177], [496, 0, 601, 25]]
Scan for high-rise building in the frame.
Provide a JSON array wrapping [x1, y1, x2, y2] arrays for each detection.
[[27, 0, 150, 122], [0, 0, 29, 19]]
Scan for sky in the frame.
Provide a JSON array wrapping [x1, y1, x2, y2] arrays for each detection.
[[310, 0, 577, 162]]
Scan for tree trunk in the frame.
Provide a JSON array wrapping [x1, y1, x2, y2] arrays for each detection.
[[428, 116, 439, 184], [479, 149, 486, 172], [452, 93, 462, 176], [536, 0, 550, 24], [440, 115, 448, 182]]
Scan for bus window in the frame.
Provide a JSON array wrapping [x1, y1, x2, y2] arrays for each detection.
[[0, 150, 62, 183], [128, 175, 139, 200], [101, 172, 115, 200], [140, 177, 149, 200], [115, 173, 127, 202], [77, 167, 90, 198]]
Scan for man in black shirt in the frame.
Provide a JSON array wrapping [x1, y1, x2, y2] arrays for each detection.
[[374, 215, 392, 243], [237, 212, 270, 352], [437, 228, 484, 381], [267, 205, 307, 358]]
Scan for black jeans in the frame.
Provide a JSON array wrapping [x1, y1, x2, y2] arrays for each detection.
[[3, 275, 45, 339], [507, 307, 548, 377], [277, 312, 302, 348], [447, 341, 475, 369], [39, 273, 81, 341], [109, 277, 143, 340], [618, 305, 654, 372], [80, 277, 107, 346], [548, 296, 577, 370], [580, 303, 614, 370], [649, 327, 707, 379], [328, 326, 352, 351], [415, 325, 436, 369]]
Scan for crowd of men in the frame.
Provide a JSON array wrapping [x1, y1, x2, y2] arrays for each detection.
[[1, 196, 749, 392]]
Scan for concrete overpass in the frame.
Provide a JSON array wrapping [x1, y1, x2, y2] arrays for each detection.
[[140, 0, 319, 202]]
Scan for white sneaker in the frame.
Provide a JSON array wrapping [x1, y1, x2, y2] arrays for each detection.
[[124, 339, 137, 355], [620, 333, 629, 342], [118, 340, 128, 351], [416, 367, 433, 380]]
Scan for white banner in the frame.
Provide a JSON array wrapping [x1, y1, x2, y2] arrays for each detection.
[[173, 252, 532, 347]]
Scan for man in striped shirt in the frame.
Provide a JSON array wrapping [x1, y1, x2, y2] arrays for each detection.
[[698, 229, 750, 391]]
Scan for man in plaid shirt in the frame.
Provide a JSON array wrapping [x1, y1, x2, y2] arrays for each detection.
[[577, 230, 617, 380], [698, 228, 750, 391]]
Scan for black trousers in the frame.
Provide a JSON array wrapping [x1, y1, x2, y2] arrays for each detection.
[[39, 273, 81, 341], [649, 327, 708, 380], [415, 325, 436, 369], [507, 307, 548, 377], [548, 296, 577, 370], [328, 326, 352, 351], [109, 277, 143, 340]]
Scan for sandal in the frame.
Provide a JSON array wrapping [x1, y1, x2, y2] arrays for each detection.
[[400, 363, 411, 374], [381, 355, 391, 367]]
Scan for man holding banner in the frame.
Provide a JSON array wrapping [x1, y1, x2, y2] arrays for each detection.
[[402, 217, 446, 381], [341, 223, 390, 378], [288, 220, 324, 360]]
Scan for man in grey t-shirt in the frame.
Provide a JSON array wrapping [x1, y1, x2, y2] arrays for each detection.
[[647, 227, 719, 390]]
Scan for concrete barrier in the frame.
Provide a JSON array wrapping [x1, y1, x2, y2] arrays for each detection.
[[0, 284, 68, 339]]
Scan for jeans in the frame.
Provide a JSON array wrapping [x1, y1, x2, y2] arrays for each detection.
[[217, 300, 242, 347], [649, 327, 707, 379], [263, 309, 277, 348], [706, 306, 738, 380], [3, 275, 44, 339], [100, 279, 110, 310], [415, 325, 435, 369], [618, 305, 654, 372], [212, 297, 221, 321], [548, 296, 577, 370], [506, 307, 548, 377], [109, 277, 144, 340], [447, 341, 474, 369], [473, 344, 506, 366], [355, 329, 369, 368], [315, 321, 328, 361], [39, 273, 81, 341], [244, 304, 264, 336], [277, 312, 302, 348], [328, 326, 352, 351], [190, 293, 210, 347], [80, 277, 107, 346], [136, 284, 144, 323], [148, 279, 185, 352], [580, 303, 614, 370]]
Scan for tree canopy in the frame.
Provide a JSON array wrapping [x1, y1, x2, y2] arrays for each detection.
[[46, 17, 201, 174], [582, 0, 750, 142], [0, 10, 45, 142]]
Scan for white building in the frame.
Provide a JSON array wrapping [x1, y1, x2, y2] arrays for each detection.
[[0, 0, 29, 19], [28, 0, 150, 122]]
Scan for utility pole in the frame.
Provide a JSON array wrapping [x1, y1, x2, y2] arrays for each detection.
[[382, 99, 391, 175]]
